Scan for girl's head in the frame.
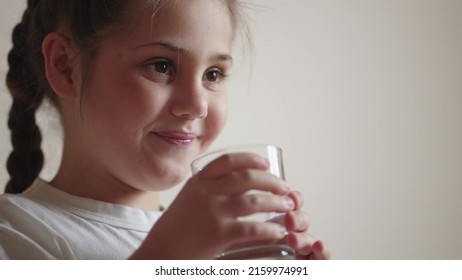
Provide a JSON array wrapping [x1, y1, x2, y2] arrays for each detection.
[[6, 0, 250, 194]]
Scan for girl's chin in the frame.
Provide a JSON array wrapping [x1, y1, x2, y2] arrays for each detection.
[[142, 169, 190, 191]]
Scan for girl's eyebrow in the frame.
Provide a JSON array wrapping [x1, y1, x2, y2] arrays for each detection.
[[134, 41, 233, 63]]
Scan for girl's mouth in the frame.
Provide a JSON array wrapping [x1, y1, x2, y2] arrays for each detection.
[[152, 131, 198, 147]]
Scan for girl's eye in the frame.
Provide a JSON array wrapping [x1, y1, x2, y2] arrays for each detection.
[[145, 60, 173, 76], [152, 61, 170, 74], [206, 70, 219, 82], [205, 69, 225, 83]]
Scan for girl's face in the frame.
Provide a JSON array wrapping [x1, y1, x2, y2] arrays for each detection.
[[78, 0, 233, 191]]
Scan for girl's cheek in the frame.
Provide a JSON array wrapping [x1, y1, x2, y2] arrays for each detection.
[[210, 99, 228, 134], [198, 100, 227, 153]]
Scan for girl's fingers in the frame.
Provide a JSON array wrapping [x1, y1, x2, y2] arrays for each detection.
[[225, 193, 295, 217], [225, 221, 287, 243], [197, 153, 290, 195], [198, 153, 268, 179], [287, 232, 331, 260], [312, 240, 332, 260], [196, 152, 291, 196], [284, 210, 310, 232], [214, 169, 290, 196], [287, 191, 304, 210], [286, 231, 316, 255]]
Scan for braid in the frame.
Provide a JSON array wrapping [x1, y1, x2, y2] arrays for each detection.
[[5, 0, 47, 194]]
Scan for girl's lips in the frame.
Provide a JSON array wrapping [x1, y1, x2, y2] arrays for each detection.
[[152, 131, 198, 147]]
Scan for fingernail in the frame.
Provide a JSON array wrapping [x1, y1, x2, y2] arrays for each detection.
[[314, 240, 323, 251], [278, 225, 289, 237], [261, 157, 270, 168], [285, 197, 295, 210]]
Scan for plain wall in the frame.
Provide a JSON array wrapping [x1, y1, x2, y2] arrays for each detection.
[[1, 0, 461, 259]]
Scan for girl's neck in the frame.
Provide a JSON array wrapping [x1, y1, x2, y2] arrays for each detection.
[[50, 149, 161, 212], [50, 172, 161, 211]]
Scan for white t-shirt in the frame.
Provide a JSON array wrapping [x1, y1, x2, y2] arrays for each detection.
[[0, 178, 162, 259]]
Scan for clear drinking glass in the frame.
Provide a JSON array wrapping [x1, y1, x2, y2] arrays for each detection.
[[191, 144, 296, 260]]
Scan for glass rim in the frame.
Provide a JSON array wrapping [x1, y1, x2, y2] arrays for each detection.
[[191, 143, 282, 170]]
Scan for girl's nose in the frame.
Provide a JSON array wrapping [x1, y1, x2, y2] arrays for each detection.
[[170, 80, 208, 120]]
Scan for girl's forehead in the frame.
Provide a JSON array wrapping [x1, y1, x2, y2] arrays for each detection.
[[149, 1, 230, 28], [129, 0, 232, 27], [122, 0, 234, 50]]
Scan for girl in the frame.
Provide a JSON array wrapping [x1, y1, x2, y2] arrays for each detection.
[[0, 0, 330, 259]]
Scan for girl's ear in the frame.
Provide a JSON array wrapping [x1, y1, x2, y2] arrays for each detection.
[[42, 32, 81, 99]]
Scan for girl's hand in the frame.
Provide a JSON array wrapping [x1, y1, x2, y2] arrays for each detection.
[[284, 191, 332, 260], [131, 153, 293, 259]]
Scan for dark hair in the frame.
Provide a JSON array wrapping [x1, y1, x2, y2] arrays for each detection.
[[5, 0, 250, 194]]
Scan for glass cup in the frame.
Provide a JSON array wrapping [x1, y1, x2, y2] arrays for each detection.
[[191, 144, 296, 260]]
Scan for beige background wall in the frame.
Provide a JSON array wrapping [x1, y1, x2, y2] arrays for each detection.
[[1, 0, 461, 259]]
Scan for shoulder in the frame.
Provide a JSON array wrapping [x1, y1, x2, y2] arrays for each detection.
[[0, 183, 74, 259], [0, 180, 58, 223], [0, 190, 40, 206], [0, 192, 47, 221], [0, 178, 70, 220]]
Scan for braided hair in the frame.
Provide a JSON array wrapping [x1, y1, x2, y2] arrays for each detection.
[[6, 0, 46, 193]]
